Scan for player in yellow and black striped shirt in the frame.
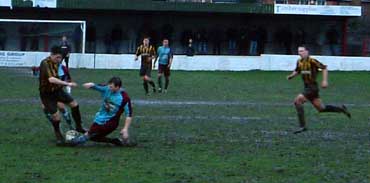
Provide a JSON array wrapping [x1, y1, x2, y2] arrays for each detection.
[[287, 45, 351, 134], [135, 37, 157, 95]]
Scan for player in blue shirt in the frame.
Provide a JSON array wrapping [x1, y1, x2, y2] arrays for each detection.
[[71, 77, 134, 146], [154, 38, 173, 93]]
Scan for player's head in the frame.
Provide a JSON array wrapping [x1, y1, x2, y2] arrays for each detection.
[[162, 38, 169, 47], [298, 45, 309, 58], [143, 37, 150, 46], [62, 35, 67, 41], [108, 76, 122, 92], [50, 46, 63, 63]]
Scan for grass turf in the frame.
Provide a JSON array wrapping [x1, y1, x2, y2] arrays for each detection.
[[0, 68, 369, 183]]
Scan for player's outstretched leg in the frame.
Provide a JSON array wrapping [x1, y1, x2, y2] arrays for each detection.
[[312, 99, 351, 118], [143, 80, 149, 95], [294, 94, 307, 134]]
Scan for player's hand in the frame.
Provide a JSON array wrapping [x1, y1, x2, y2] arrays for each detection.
[[321, 81, 328, 88], [83, 82, 94, 89], [134, 57, 138, 61], [286, 75, 292, 80], [120, 129, 129, 140], [167, 64, 171, 69], [68, 82, 77, 87]]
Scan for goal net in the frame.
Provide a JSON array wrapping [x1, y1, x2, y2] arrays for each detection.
[[0, 19, 86, 53]]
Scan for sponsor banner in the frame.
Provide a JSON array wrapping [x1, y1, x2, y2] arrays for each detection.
[[0, 0, 11, 7], [274, 4, 361, 16], [1, 51, 370, 71], [32, 0, 57, 8]]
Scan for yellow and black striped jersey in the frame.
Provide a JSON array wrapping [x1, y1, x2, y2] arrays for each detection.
[[39, 57, 62, 92], [136, 45, 156, 66], [295, 57, 327, 85]]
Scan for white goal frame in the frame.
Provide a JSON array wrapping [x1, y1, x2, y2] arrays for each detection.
[[0, 19, 86, 53]]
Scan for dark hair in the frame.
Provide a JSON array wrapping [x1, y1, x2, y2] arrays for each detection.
[[298, 45, 309, 51], [108, 76, 122, 87], [51, 46, 62, 55], [163, 38, 169, 41]]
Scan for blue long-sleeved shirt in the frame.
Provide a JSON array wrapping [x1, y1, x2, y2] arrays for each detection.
[[91, 84, 132, 125]]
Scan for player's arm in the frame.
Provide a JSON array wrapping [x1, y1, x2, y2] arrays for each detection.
[[120, 99, 133, 140], [153, 48, 160, 68], [83, 82, 106, 93], [287, 61, 300, 80], [49, 77, 77, 87], [315, 60, 328, 88], [168, 49, 174, 68], [134, 46, 140, 61]]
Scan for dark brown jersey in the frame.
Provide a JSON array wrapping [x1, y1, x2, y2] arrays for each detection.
[[135, 45, 156, 66], [295, 57, 327, 85], [39, 57, 62, 92]]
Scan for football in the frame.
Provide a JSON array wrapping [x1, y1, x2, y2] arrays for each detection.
[[65, 130, 80, 142]]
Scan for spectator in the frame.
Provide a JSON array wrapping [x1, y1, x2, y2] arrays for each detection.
[[194, 29, 208, 54], [210, 27, 222, 55], [0, 26, 7, 50], [249, 26, 258, 56], [60, 35, 71, 69], [257, 26, 267, 55], [73, 25, 82, 52], [86, 23, 96, 53], [226, 27, 238, 55], [149, 29, 159, 48], [186, 38, 195, 56], [128, 28, 137, 53], [326, 26, 340, 56], [29, 24, 40, 51], [181, 29, 193, 52], [111, 24, 123, 54], [18, 25, 28, 51]]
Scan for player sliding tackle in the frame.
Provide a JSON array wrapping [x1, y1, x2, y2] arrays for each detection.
[[70, 77, 135, 146], [287, 45, 351, 134]]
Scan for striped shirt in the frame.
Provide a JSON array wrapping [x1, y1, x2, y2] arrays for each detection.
[[39, 57, 62, 92], [295, 56, 327, 85], [136, 45, 156, 66]]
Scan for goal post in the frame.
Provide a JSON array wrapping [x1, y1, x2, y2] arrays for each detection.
[[0, 19, 86, 53]]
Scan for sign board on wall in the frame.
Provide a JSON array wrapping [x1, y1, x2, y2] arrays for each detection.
[[0, 0, 12, 7], [274, 4, 362, 16], [32, 0, 57, 8]]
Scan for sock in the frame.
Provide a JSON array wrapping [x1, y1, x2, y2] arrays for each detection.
[[295, 104, 305, 128], [71, 134, 89, 145], [165, 78, 170, 90], [143, 81, 149, 93], [149, 80, 156, 88], [43, 109, 53, 123], [158, 76, 163, 89], [321, 105, 344, 113], [51, 119, 63, 140], [71, 105, 83, 129]]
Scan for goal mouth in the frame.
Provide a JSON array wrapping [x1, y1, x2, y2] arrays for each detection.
[[0, 19, 86, 53]]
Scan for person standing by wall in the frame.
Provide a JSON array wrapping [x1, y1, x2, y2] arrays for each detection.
[[73, 25, 82, 53], [60, 35, 71, 69], [86, 23, 96, 53], [30, 24, 40, 51], [326, 26, 340, 56], [18, 25, 28, 51]]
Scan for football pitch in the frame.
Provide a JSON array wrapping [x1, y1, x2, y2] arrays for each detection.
[[0, 68, 369, 183]]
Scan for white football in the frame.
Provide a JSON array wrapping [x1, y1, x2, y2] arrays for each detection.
[[65, 130, 80, 142]]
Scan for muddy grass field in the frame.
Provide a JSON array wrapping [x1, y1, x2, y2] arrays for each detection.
[[0, 68, 368, 183]]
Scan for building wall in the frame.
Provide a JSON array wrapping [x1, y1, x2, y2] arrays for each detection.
[[0, 8, 352, 55]]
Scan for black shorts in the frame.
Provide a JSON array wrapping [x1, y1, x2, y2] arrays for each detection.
[[158, 64, 171, 77], [40, 89, 74, 114], [303, 84, 320, 102], [140, 65, 152, 77]]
